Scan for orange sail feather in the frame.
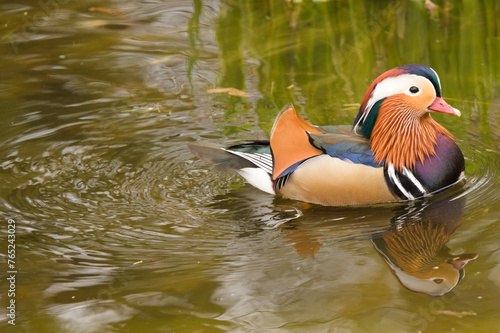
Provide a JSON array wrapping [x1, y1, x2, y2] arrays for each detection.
[[270, 105, 323, 180]]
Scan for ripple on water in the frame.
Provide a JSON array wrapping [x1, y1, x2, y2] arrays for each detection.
[[454, 138, 500, 214], [0, 109, 247, 333], [3, 88, 500, 332], [1, 105, 250, 271]]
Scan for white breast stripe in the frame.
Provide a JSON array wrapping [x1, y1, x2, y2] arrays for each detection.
[[388, 163, 415, 200], [223, 149, 273, 175], [402, 166, 427, 196]]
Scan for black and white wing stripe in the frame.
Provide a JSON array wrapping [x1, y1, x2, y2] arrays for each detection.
[[222, 149, 273, 175], [222, 149, 275, 194]]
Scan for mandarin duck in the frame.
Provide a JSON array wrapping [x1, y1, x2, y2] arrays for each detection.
[[189, 64, 465, 206]]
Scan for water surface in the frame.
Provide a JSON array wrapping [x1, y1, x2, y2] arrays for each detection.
[[1, 1, 500, 332]]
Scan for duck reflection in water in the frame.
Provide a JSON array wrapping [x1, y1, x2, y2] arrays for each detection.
[[207, 186, 476, 297], [371, 198, 477, 296], [275, 195, 477, 297]]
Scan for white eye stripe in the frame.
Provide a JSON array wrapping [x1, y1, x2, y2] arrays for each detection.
[[354, 74, 435, 134], [365, 75, 426, 111]]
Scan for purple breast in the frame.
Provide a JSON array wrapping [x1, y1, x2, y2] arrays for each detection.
[[414, 133, 465, 193]]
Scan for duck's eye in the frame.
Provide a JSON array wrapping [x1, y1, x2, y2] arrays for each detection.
[[409, 86, 420, 94], [433, 278, 444, 284]]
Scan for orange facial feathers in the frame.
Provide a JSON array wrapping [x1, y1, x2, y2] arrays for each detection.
[[270, 105, 323, 180], [370, 96, 454, 170]]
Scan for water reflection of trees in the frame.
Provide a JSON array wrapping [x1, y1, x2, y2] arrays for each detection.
[[210, 0, 500, 138]]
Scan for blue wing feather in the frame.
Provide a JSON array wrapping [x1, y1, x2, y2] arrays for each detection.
[[308, 128, 383, 168]]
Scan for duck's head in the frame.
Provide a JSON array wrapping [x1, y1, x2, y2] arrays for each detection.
[[353, 64, 461, 169], [354, 64, 460, 137], [387, 253, 477, 297]]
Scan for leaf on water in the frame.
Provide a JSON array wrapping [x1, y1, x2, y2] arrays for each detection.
[[207, 88, 250, 97]]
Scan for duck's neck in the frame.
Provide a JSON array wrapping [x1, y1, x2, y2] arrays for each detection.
[[370, 98, 454, 170]]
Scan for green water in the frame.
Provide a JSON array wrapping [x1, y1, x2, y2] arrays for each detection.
[[1, 0, 500, 332]]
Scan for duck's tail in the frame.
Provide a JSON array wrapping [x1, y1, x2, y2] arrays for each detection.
[[188, 141, 275, 194]]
